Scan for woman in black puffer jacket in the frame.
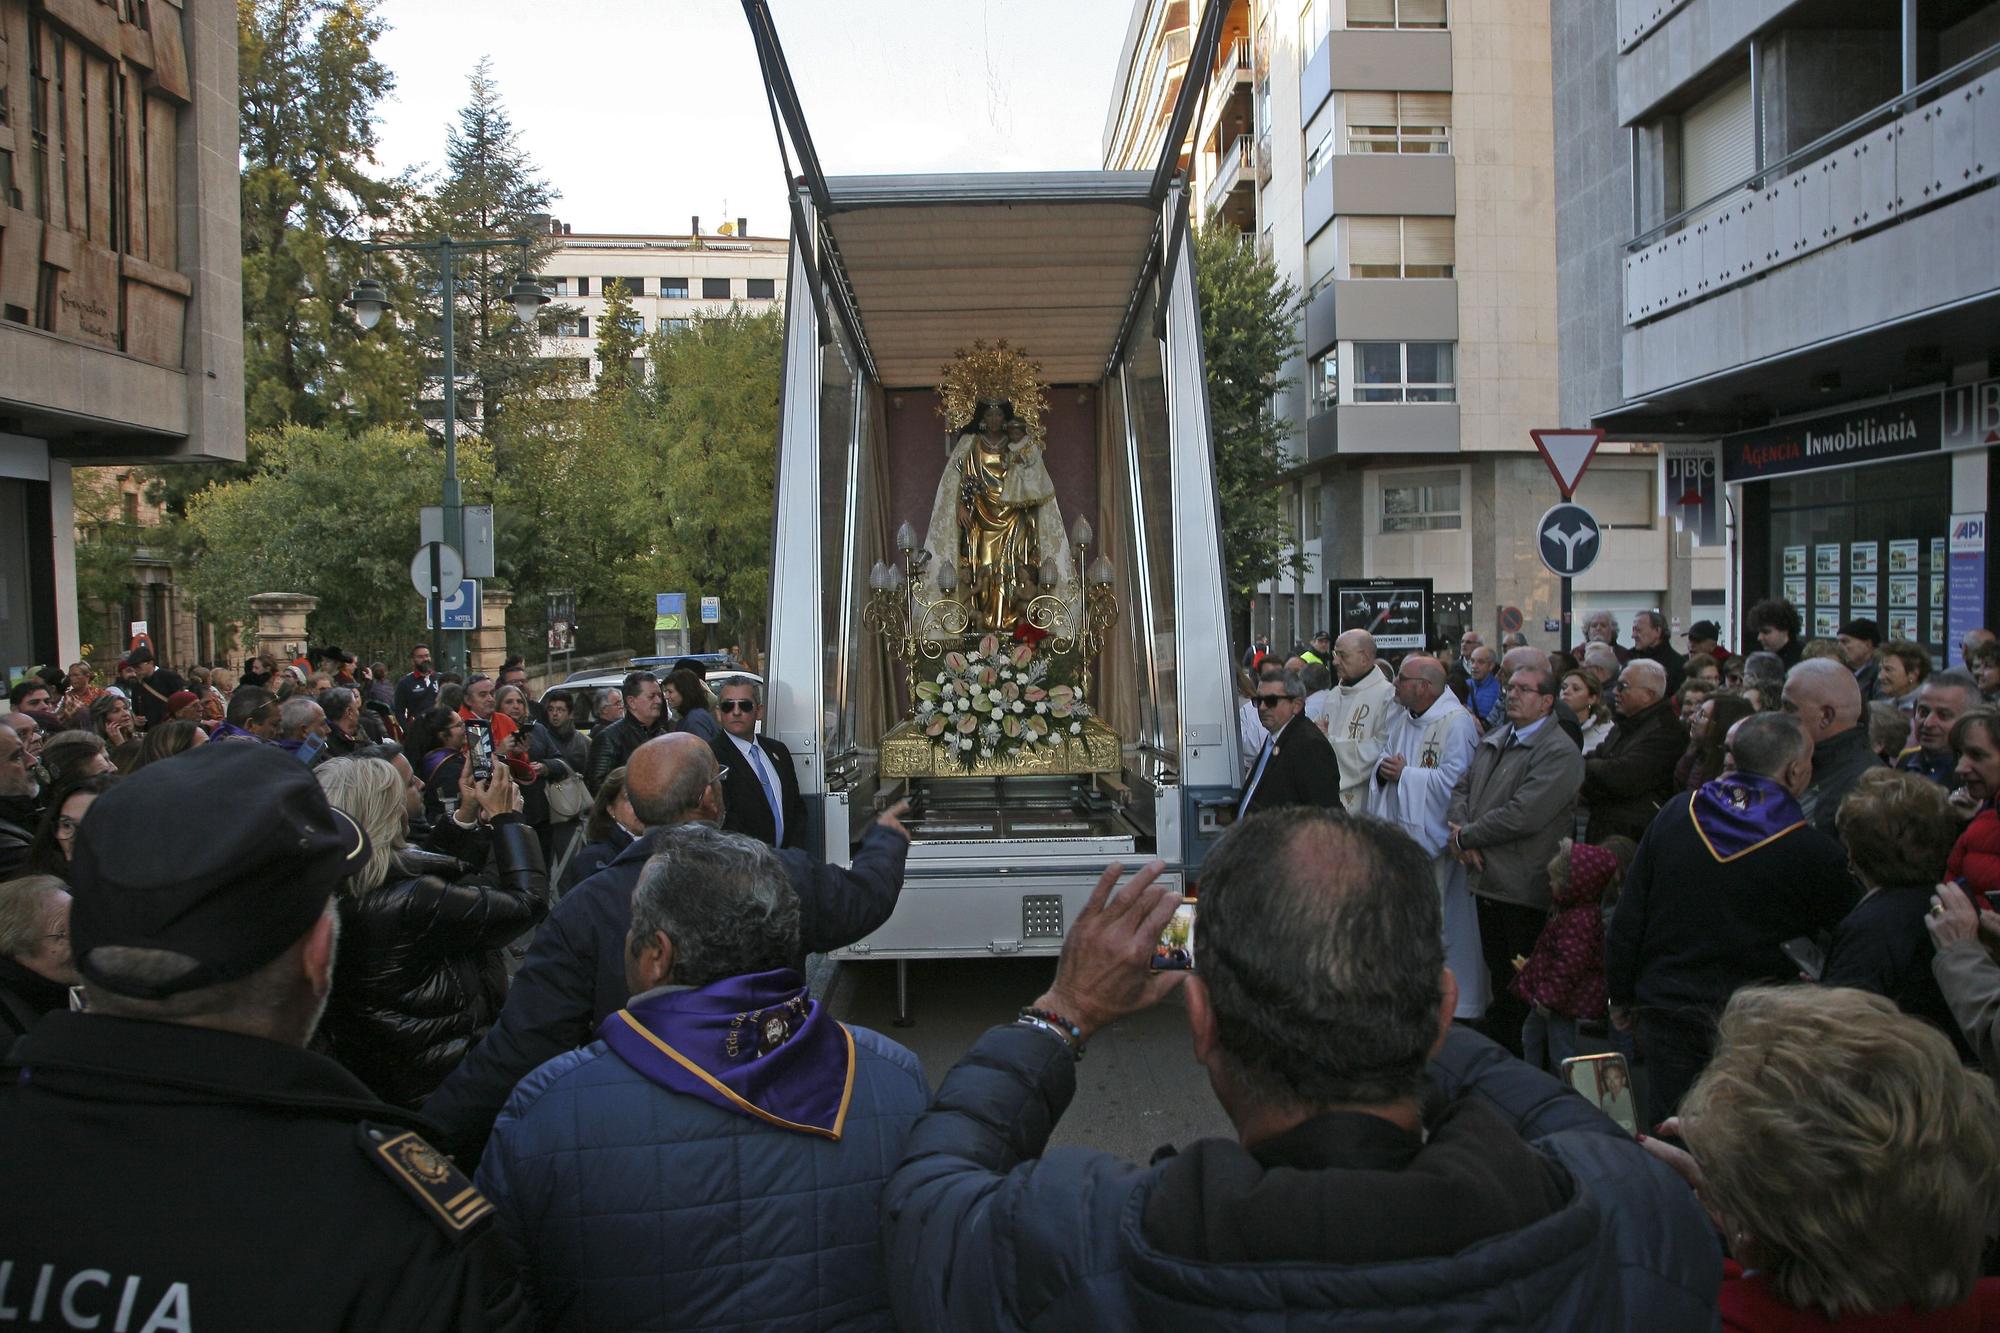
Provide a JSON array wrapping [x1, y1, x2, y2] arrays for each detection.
[[313, 755, 549, 1109]]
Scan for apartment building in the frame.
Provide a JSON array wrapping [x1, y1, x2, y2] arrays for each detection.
[[1107, 0, 1720, 653], [1555, 0, 2000, 663], [0, 0, 243, 676], [535, 219, 788, 385]]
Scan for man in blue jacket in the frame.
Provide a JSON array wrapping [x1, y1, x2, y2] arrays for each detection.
[[884, 808, 1721, 1330], [425, 733, 912, 1163], [477, 824, 927, 1329]]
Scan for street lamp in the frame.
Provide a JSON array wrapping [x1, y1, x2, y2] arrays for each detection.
[[345, 236, 551, 673]]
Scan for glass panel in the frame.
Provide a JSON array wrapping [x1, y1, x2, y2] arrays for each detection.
[[1348, 0, 1395, 28], [1309, 351, 1338, 414], [1356, 342, 1403, 382], [1399, 0, 1447, 27], [818, 301, 858, 759], [1124, 285, 1178, 757], [1405, 341, 1451, 383]]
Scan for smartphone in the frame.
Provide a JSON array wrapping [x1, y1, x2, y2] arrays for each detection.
[[466, 722, 495, 783], [1561, 1052, 1637, 1134], [1150, 898, 1197, 972], [1780, 935, 1825, 982]]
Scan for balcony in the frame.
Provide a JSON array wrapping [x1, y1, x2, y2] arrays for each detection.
[[1207, 37, 1250, 109], [1299, 26, 1451, 128], [1206, 133, 1256, 217], [1304, 278, 1457, 359], [1302, 153, 1455, 243], [1618, 45, 2000, 411]]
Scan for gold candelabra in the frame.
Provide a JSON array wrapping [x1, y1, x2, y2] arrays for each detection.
[[864, 522, 972, 706], [1020, 517, 1119, 706]]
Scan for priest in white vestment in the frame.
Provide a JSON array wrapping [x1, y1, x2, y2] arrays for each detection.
[[1367, 654, 1489, 1019], [1322, 630, 1396, 812]]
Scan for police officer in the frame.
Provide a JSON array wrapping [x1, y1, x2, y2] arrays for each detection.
[[0, 742, 528, 1331]]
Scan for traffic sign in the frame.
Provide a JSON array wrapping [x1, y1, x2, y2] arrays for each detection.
[[1531, 428, 1605, 500], [655, 593, 686, 632], [1537, 503, 1602, 579], [700, 596, 721, 624], [422, 506, 496, 578], [425, 579, 480, 631], [410, 542, 465, 598]]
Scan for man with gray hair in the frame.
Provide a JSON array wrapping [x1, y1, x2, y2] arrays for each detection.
[[1608, 712, 1857, 1124], [1582, 609, 1630, 666], [1900, 670, 1981, 788], [1628, 610, 1685, 694], [883, 811, 1719, 1326], [478, 824, 928, 1329], [1782, 657, 1883, 837], [0, 724, 41, 878], [1580, 659, 1682, 844], [274, 694, 330, 765], [425, 733, 913, 1163]]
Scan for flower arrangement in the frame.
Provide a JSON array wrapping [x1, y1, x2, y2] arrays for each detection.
[[912, 633, 1092, 766]]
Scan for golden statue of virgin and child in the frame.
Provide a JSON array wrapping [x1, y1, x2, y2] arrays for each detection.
[[922, 344, 1072, 632]]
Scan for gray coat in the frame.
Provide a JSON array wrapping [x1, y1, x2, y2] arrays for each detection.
[[1449, 717, 1585, 911]]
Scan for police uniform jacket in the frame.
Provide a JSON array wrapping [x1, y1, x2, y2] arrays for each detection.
[[0, 1010, 529, 1331]]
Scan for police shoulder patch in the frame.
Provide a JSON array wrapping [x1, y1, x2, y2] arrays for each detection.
[[358, 1121, 495, 1239]]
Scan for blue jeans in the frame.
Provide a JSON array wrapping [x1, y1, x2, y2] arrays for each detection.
[[1521, 1007, 1579, 1073]]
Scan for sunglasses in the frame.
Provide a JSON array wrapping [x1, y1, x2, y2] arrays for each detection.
[[1254, 694, 1294, 707], [716, 700, 757, 714]]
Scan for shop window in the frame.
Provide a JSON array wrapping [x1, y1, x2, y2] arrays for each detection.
[[1353, 342, 1455, 403], [1380, 469, 1461, 532]]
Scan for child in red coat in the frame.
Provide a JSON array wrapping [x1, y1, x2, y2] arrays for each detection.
[[1513, 839, 1625, 1072]]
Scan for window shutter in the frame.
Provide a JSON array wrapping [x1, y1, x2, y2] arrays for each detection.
[[1400, 0, 1447, 27], [1400, 92, 1450, 129], [1347, 0, 1394, 26], [1681, 71, 1755, 210], [1404, 217, 1454, 266], [1345, 91, 1396, 129], [1347, 216, 1402, 270]]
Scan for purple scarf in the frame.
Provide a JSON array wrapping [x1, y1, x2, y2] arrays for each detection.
[[1690, 771, 1806, 862], [598, 969, 856, 1140]]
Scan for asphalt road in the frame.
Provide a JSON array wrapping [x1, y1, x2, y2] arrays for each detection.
[[825, 957, 1235, 1162]]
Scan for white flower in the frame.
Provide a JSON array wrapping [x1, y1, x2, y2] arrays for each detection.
[[1069, 721, 1083, 735], [1036, 702, 1048, 715], [1012, 700, 1026, 714], [979, 746, 995, 760]]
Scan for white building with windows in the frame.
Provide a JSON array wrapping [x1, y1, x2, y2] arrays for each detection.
[[1106, 0, 1721, 653], [534, 220, 788, 385]]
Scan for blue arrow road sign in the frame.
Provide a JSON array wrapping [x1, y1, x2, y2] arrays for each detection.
[[426, 579, 480, 631], [1537, 504, 1601, 579]]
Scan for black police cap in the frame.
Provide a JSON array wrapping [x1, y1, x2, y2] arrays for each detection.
[[69, 742, 367, 999]]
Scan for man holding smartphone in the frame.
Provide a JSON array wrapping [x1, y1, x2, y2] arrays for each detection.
[[883, 810, 1718, 1328]]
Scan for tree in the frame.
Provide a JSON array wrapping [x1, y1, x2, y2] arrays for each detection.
[[237, 0, 417, 436], [180, 426, 495, 658], [407, 58, 563, 447], [593, 280, 644, 396], [1192, 219, 1307, 641]]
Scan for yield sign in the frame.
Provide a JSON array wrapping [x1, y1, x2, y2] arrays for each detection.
[[1530, 428, 1605, 500]]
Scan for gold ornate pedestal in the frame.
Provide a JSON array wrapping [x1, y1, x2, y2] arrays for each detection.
[[880, 715, 1121, 779]]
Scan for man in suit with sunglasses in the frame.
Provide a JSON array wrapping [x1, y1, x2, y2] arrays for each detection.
[[711, 679, 808, 851]]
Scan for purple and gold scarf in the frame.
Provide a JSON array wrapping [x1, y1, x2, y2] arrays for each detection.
[[598, 969, 856, 1140], [1690, 771, 1806, 863]]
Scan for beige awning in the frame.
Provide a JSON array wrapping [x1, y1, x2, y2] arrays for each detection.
[[822, 178, 1159, 388]]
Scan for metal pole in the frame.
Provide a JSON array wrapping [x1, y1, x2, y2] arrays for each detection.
[[1561, 576, 1574, 659], [440, 239, 466, 674], [1901, 0, 1919, 93]]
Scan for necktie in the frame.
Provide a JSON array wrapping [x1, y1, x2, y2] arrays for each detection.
[[1240, 736, 1275, 816], [747, 741, 784, 845]]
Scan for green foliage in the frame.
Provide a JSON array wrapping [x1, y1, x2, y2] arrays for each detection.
[[405, 58, 564, 443], [1191, 219, 1306, 636], [501, 309, 783, 658], [69, 470, 146, 623], [180, 427, 494, 657], [237, 0, 417, 437], [593, 280, 644, 396]]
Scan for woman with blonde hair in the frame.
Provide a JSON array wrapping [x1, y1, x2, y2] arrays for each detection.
[[312, 756, 549, 1108], [1645, 986, 2000, 1328]]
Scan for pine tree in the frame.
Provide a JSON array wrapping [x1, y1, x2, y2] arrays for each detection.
[[238, 0, 416, 434], [409, 58, 563, 447], [1192, 219, 1308, 641], [593, 280, 644, 396]]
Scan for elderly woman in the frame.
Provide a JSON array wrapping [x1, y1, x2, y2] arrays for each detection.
[[0, 873, 80, 1047], [313, 756, 548, 1108], [1826, 769, 1969, 1056], [1876, 640, 1931, 715], [1646, 987, 2000, 1327]]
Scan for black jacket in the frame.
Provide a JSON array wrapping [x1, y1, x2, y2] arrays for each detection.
[[130, 668, 185, 727], [711, 732, 808, 850], [423, 818, 911, 1165], [1628, 641, 1687, 695], [1241, 713, 1341, 815], [1823, 885, 1972, 1059], [0, 791, 37, 880], [583, 715, 665, 793], [1607, 792, 1857, 1013], [1581, 699, 1684, 844], [1799, 725, 1885, 839], [0, 1011, 528, 1330], [0, 956, 69, 1052], [322, 818, 549, 1109], [394, 669, 441, 729]]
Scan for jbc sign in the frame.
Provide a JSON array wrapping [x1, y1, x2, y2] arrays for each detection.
[[1662, 442, 1723, 547]]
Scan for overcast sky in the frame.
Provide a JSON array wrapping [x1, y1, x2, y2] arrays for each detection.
[[370, 0, 1137, 237]]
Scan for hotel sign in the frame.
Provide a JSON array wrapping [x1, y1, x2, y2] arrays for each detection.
[[1722, 393, 1940, 483]]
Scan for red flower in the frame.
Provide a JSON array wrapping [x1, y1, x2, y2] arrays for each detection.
[[1011, 621, 1050, 646]]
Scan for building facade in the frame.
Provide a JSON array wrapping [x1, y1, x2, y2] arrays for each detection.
[[0, 0, 243, 680], [1106, 0, 1721, 654], [1554, 0, 2000, 663], [534, 219, 788, 386]]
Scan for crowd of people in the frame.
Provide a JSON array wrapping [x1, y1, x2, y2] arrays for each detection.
[[0, 607, 1996, 1329]]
